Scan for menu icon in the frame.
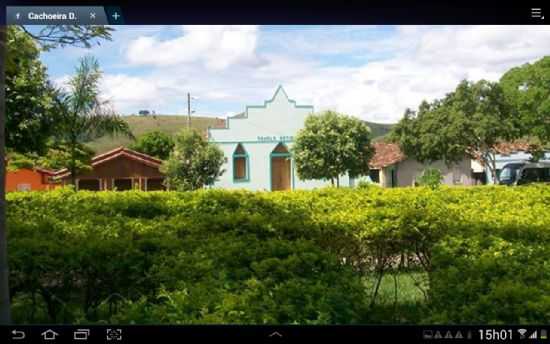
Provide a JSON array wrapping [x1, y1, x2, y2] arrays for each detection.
[[531, 8, 543, 19]]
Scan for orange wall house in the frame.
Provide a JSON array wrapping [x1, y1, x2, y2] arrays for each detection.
[[6, 168, 56, 192]]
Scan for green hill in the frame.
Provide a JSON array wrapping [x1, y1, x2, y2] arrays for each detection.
[[86, 115, 395, 154], [86, 115, 225, 153], [365, 121, 394, 139]]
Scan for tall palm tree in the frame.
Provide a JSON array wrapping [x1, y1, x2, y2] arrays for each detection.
[[55, 56, 133, 186]]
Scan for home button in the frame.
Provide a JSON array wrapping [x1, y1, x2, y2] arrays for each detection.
[[41, 329, 60, 341]]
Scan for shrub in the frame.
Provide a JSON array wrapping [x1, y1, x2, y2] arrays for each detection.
[[415, 168, 443, 189], [6, 184, 550, 324]]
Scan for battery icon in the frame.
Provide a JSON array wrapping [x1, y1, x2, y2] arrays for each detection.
[[541, 329, 548, 340]]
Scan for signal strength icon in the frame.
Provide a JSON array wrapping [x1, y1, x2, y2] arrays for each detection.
[[529, 330, 537, 339], [518, 329, 528, 339]]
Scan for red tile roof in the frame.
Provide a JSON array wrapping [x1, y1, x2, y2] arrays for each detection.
[[369, 140, 540, 169], [469, 140, 541, 163], [492, 140, 533, 155], [369, 142, 406, 169], [54, 147, 162, 178], [35, 167, 57, 176]]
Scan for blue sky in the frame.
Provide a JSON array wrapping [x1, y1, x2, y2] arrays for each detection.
[[37, 25, 550, 123]]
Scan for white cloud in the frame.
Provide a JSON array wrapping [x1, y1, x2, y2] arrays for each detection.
[[126, 25, 263, 70], [52, 75, 71, 92], [275, 25, 550, 123], [100, 74, 164, 111], [59, 25, 550, 122]]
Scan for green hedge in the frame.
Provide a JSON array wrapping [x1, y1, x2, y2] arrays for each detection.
[[6, 185, 550, 324]]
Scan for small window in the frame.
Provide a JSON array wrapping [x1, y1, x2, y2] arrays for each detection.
[[113, 179, 133, 191], [78, 179, 100, 191], [233, 143, 249, 182], [499, 167, 515, 182], [369, 169, 380, 183], [16, 183, 31, 192], [519, 168, 547, 184]]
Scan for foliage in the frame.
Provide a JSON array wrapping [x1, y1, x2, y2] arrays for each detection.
[[499, 56, 550, 145], [161, 130, 225, 191], [357, 179, 381, 189], [390, 80, 519, 184], [6, 25, 115, 155], [415, 168, 443, 189], [293, 111, 374, 186], [129, 131, 175, 160], [54, 56, 133, 183], [38, 143, 95, 172], [6, 151, 37, 172], [6, 143, 94, 173], [6, 185, 550, 324], [19, 25, 113, 50], [428, 234, 550, 324], [3, 23, 115, 325], [6, 26, 59, 154]]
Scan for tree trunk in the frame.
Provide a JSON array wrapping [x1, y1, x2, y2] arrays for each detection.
[[491, 152, 498, 184], [336, 176, 340, 188], [330, 178, 334, 186], [485, 150, 498, 184], [0, 25, 12, 324]]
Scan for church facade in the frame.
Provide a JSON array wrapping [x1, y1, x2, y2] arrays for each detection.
[[208, 86, 352, 191]]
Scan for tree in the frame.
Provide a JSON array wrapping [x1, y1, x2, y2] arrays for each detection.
[[130, 131, 175, 160], [54, 56, 133, 185], [1, 24, 113, 324], [292, 111, 374, 187], [161, 129, 225, 191], [499, 56, 550, 148], [390, 80, 518, 184], [6, 26, 59, 154], [5, 143, 94, 174], [40, 143, 95, 172], [19, 25, 113, 50]]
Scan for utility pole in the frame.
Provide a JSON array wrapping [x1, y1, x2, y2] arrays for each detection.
[[187, 92, 191, 130]]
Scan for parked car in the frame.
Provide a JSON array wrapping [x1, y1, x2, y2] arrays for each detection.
[[499, 161, 550, 185]]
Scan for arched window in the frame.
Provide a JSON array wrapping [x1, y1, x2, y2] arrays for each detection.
[[233, 143, 249, 182]]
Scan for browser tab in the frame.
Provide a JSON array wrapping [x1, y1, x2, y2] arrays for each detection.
[[6, 6, 109, 25]]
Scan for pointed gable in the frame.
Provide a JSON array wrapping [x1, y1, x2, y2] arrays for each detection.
[[208, 86, 314, 144]]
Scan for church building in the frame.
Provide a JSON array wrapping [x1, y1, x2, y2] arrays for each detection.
[[208, 86, 352, 191]]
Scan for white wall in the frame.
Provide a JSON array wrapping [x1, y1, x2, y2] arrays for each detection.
[[214, 141, 349, 191], [208, 86, 351, 191], [394, 158, 474, 187]]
